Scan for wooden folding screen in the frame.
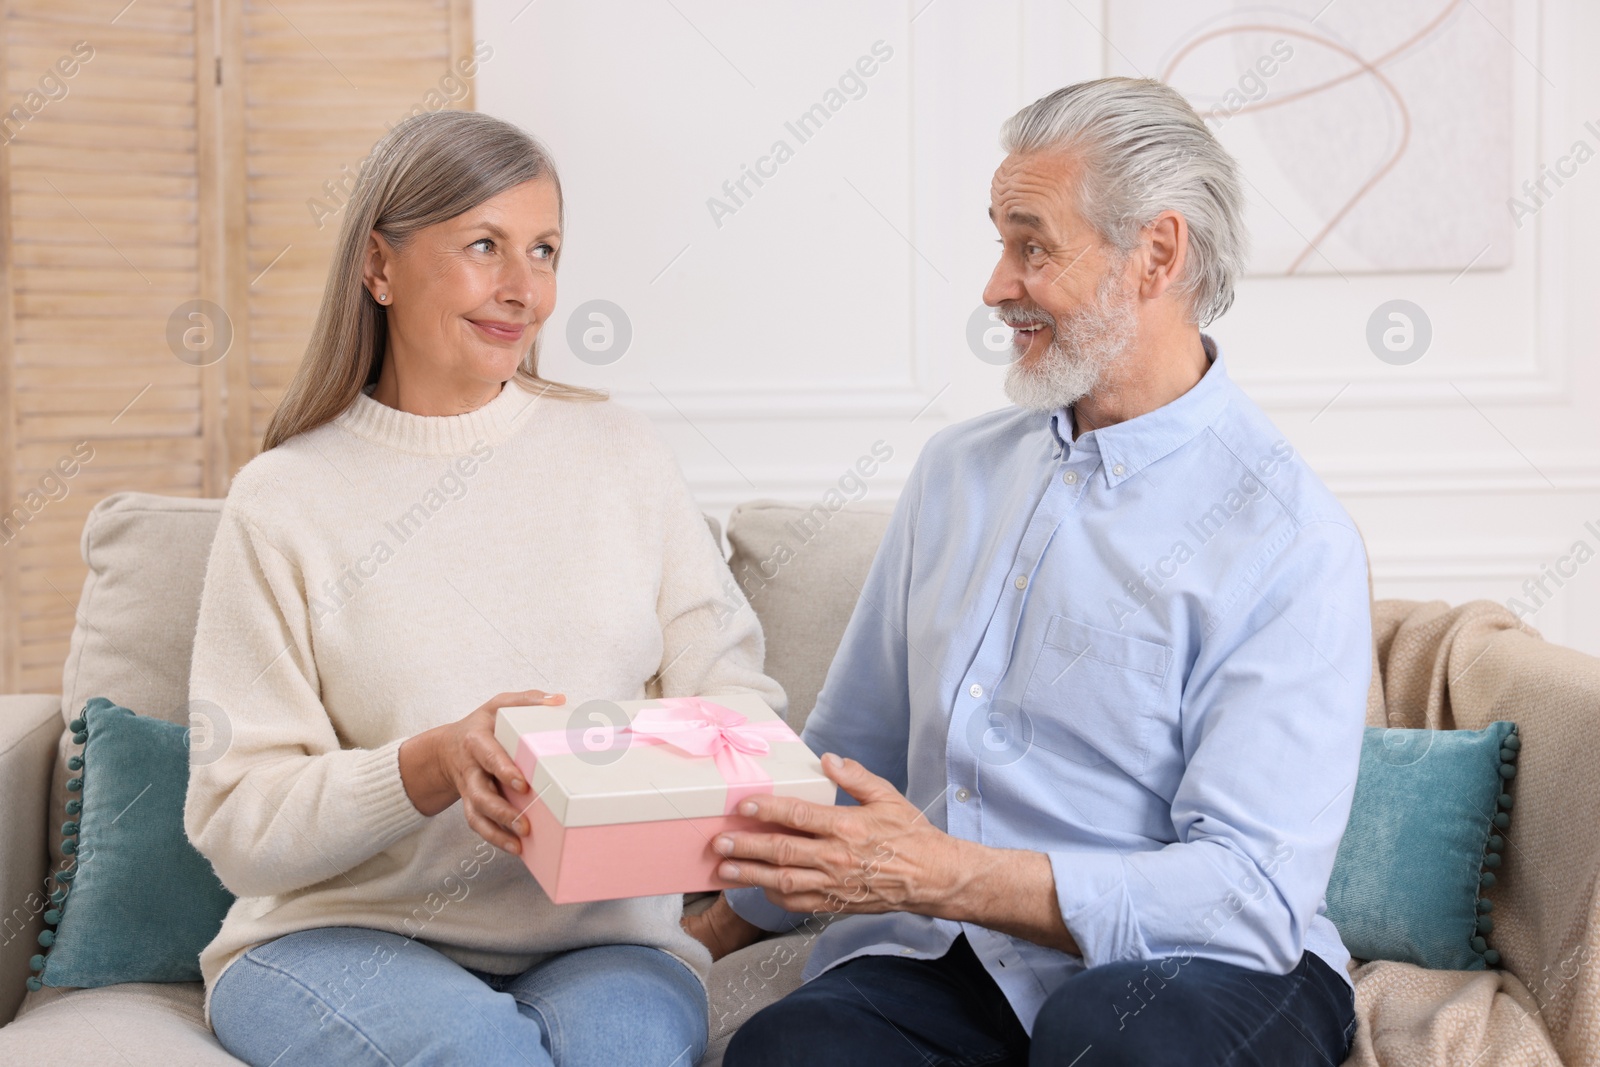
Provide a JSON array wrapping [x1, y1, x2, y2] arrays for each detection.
[[0, 0, 474, 692]]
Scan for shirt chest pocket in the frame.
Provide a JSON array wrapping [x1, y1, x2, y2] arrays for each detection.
[[1019, 614, 1173, 777]]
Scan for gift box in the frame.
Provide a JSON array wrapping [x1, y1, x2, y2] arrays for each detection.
[[494, 693, 835, 904]]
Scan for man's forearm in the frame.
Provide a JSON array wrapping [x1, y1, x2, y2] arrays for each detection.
[[932, 839, 1079, 955]]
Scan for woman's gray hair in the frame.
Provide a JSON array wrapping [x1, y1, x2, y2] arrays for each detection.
[[1000, 77, 1248, 326], [264, 109, 603, 453]]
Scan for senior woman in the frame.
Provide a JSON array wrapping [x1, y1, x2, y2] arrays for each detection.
[[184, 109, 783, 1066]]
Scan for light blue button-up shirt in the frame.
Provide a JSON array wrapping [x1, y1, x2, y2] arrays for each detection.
[[727, 338, 1372, 1034]]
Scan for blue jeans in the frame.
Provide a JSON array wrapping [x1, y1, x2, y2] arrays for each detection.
[[724, 933, 1356, 1066], [210, 925, 707, 1067]]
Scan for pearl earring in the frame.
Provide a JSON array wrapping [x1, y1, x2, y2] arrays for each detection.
[[377, 293, 388, 303]]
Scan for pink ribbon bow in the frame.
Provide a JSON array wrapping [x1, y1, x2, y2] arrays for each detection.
[[624, 697, 795, 812], [626, 697, 776, 757]]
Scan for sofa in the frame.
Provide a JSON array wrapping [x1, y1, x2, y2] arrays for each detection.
[[0, 490, 1593, 1065]]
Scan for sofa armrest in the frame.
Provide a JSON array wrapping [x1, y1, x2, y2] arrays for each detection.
[[0, 694, 62, 1028]]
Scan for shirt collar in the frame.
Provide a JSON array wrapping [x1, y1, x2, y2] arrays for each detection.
[[1047, 333, 1232, 488]]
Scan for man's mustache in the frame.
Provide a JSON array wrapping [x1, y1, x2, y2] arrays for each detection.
[[995, 306, 1056, 330]]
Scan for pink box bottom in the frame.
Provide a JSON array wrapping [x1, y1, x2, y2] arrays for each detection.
[[520, 791, 781, 904]]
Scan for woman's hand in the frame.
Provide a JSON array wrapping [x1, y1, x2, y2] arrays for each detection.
[[398, 688, 565, 854], [681, 892, 766, 962]]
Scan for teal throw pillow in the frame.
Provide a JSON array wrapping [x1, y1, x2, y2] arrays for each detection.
[[1325, 721, 1519, 971], [26, 697, 235, 990]]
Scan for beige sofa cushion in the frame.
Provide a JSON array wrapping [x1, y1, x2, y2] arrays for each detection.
[[0, 982, 243, 1065], [723, 500, 894, 733], [61, 492, 226, 723], [47, 493, 225, 880], [703, 927, 825, 1066]]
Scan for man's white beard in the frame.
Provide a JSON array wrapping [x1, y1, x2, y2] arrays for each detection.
[[1002, 267, 1138, 414]]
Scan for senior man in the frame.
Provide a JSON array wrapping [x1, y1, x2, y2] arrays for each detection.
[[685, 76, 1371, 1066]]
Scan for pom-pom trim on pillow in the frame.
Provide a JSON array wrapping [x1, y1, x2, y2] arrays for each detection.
[[27, 707, 89, 991], [1473, 725, 1519, 968]]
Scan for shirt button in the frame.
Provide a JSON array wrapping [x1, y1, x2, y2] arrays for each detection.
[[1112, 463, 1126, 476], [1062, 470, 1078, 485], [969, 683, 983, 698], [955, 787, 971, 803], [1014, 575, 1028, 590]]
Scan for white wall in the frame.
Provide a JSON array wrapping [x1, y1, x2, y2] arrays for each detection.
[[476, 0, 1600, 656]]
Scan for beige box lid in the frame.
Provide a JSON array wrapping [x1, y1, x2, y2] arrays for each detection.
[[495, 693, 834, 827]]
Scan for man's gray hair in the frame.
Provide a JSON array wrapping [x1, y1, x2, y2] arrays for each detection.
[[1000, 77, 1249, 326]]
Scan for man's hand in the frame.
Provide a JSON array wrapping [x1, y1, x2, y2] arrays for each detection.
[[715, 752, 1081, 955], [713, 752, 969, 916], [681, 893, 766, 962]]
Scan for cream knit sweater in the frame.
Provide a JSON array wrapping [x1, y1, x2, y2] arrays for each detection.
[[184, 378, 785, 1028]]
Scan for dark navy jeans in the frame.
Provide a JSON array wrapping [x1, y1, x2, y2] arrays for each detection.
[[725, 933, 1356, 1066]]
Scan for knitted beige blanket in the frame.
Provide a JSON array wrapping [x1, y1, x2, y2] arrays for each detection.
[[1344, 599, 1592, 1066]]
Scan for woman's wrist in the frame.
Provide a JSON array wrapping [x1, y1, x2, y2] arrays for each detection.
[[398, 725, 458, 817]]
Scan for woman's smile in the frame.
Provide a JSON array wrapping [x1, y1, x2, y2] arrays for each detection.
[[468, 318, 527, 343]]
